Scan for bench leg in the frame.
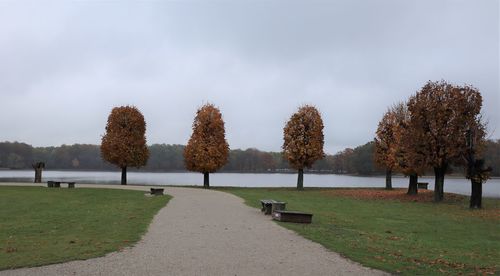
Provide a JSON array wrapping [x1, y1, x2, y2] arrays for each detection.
[[265, 205, 273, 215]]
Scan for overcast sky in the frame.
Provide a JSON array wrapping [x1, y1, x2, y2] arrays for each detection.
[[0, 1, 498, 154]]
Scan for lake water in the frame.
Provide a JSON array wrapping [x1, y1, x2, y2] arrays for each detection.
[[1, 170, 499, 198]]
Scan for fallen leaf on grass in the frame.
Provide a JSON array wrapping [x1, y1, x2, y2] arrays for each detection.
[[374, 255, 386, 262], [390, 252, 403, 258], [321, 188, 465, 203]]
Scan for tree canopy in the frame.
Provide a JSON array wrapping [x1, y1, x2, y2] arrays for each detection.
[[101, 106, 149, 184], [283, 105, 325, 189], [374, 105, 399, 189], [407, 80, 485, 201], [184, 104, 229, 188], [374, 107, 397, 172]]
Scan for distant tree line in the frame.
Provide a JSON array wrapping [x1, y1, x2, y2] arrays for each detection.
[[0, 139, 498, 176], [4, 81, 495, 204]]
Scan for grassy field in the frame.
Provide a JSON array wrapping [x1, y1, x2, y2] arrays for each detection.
[[221, 187, 500, 275], [0, 186, 170, 270]]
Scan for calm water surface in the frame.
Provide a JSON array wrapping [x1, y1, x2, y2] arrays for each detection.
[[1, 170, 499, 198]]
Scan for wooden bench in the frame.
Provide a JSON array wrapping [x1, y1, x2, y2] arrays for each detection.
[[150, 188, 164, 196], [272, 210, 313, 224], [417, 182, 429, 190], [260, 199, 286, 215], [47, 181, 76, 188]]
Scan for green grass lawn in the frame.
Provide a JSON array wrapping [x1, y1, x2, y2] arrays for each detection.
[[0, 186, 170, 270], [220, 187, 500, 275]]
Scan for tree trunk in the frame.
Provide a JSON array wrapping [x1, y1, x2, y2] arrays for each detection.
[[433, 166, 446, 202], [121, 166, 127, 185], [32, 162, 44, 183], [470, 179, 482, 209], [297, 169, 304, 190], [385, 168, 392, 190], [203, 172, 210, 189], [407, 174, 418, 195], [34, 168, 42, 183]]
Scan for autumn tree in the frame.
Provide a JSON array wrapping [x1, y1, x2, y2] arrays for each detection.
[[375, 103, 424, 192], [184, 104, 229, 188], [101, 106, 149, 185], [464, 129, 491, 208], [458, 89, 489, 208], [408, 80, 484, 202], [374, 107, 397, 189], [391, 102, 426, 195], [283, 105, 324, 190]]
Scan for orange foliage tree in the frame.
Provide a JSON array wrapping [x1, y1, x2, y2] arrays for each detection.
[[101, 106, 149, 185], [184, 104, 229, 188], [374, 107, 398, 190], [375, 102, 426, 194], [391, 102, 426, 195], [408, 80, 484, 202], [464, 128, 490, 208], [283, 105, 324, 190]]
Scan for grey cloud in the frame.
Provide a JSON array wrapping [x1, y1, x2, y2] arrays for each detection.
[[0, 0, 498, 154]]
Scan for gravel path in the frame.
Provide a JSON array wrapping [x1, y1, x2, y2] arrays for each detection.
[[1, 183, 387, 276]]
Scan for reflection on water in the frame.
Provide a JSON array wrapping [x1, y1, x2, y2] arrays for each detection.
[[1, 170, 499, 198]]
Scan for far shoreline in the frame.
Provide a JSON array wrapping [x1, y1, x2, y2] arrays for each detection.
[[1, 168, 498, 179]]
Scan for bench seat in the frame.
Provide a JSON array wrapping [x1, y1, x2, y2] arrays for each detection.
[[150, 188, 164, 196], [417, 182, 429, 189], [47, 181, 76, 188]]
